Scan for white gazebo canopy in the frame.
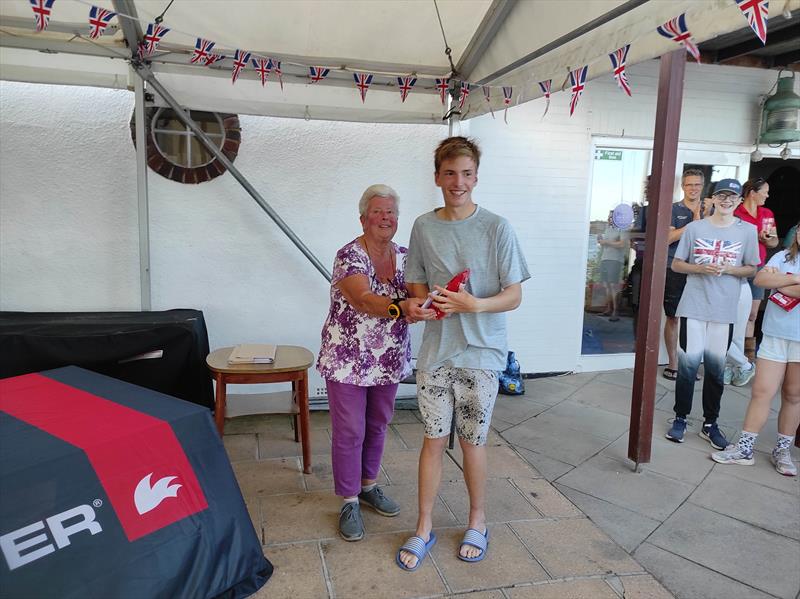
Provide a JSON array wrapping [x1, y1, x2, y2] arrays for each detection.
[[1, 0, 789, 123]]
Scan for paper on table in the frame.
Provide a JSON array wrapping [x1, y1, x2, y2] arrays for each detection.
[[228, 344, 277, 364]]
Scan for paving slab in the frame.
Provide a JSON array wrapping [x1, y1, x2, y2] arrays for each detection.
[[492, 396, 553, 426], [256, 427, 332, 458], [389, 409, 423, 424], [512, 478, 582, 518], [380, 448, 463, 485], [551, 371, 598, 388], [501, 422, 614, 467], [648, 503, 800, 598], [633, 542, 774, 599], [619, 573, 675, 599], [360, 483, 458, 534], [261, 490, 341, 544], [514, 447, 575, 482], [712, 454, 800, 494], [511, 518, 642, 578], [554, 484, 660, 553], [526, 400, 631, 441], [521, 376, 585, 403], [233, 457, 305, 497], [438, 478, 544, 524], [322, 531, 447, 598], [223, 413, 294, 435], [446, 444, 541, 479], [223, 432, 258, 462], [432, 524, 549, 593], [254, 542, 327, 599], [505, 578, 619, 598], [689, 470, 800, 540], [556, 454, 695, 521], [571, 380, 638, 416], [599, 433, 715, 486]]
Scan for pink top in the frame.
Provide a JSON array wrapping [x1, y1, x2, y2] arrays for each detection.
[[734, 204, 775, 266]]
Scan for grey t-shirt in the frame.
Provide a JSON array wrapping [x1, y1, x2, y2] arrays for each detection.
[[673, 218, 759, 323], [406, 205, 530, 372], [599, 225, 629, 263]]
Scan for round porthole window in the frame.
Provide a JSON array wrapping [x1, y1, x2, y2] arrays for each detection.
[[130, 108, 241, 184]]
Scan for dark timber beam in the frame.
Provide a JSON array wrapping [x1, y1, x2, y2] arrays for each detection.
[[628, 49, 686, 468], [717, 22, 800, 63]]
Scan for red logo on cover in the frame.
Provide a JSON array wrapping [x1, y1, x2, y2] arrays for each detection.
[[0, 374, 208, 541]]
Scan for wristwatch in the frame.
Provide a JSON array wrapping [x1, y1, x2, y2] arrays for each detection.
[[387, 299, 404, 319]]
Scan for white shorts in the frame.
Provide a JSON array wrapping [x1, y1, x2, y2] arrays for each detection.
[[757, 334, 800, 363], [416, 367, 498, 446]]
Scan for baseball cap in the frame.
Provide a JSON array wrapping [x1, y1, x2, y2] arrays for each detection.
[[712, 179, 742, 196]]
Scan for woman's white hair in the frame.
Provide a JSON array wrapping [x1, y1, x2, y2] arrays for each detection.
[[359, 184, 400, 217]]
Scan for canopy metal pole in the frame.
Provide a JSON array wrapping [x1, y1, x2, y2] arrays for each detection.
[[133, 68, 152, 310], [133, 63, 332, 282]]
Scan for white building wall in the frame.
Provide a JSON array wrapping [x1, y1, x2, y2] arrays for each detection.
[[1, 60, 795, 394]]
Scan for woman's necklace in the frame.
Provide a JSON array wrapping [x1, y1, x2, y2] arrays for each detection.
[[362, 236, 395, 283]]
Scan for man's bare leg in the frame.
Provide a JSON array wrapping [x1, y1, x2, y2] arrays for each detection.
[[398, 435, 447, 569], [458, 438, 488, 559]]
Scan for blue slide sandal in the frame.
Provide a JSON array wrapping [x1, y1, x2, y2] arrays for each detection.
[[458, 528, 489, 562], [396, 532, 437, 571]]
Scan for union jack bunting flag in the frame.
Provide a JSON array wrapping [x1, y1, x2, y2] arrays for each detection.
[[139, 22, 170, 58], [538, 80, 552, 118], [692, 238, 742, 266], [252, 57, 271, 86], [458, 81, 471, 110], [397, 77, 416, 102], [353, 73, 373, 103], [29, 0, 55, 33], [736, 0, 768, 45], [502, 87, 513, 124], [204, 53, 225, 67], [309, 66, 330, 84], [569, 66, 588, 116], [88, 6, 115, 39], [270, 59, 284, 90], [609, 45, 632, 96], [231, 49, 251, 84], [482, 86, 495, 119], [190, 38, 216, 64], [436, 78, 450, 105], [657, 14, 700, 63]]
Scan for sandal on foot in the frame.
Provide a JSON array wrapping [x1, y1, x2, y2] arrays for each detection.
[[396, 532, 436, 572], [662, 368, 677, 381], [458, 528, 489, 563]]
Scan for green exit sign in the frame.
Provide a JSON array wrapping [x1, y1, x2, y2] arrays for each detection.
[[595, 150, 622, 161]]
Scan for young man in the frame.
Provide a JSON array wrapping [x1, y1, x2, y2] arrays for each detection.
[[662, 169, 706, 381], [396, 137, 529, 571], [666, 179, 759, 449]]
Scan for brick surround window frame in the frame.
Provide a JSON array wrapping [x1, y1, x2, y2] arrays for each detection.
[[130, 108, 241, 184]]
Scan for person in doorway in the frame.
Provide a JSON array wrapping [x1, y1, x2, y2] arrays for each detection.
[[317, 184, 435, 542], [734, 178, 778, 361], [665, 179, 759, 449], [712, 222, 800, 476], [662, 169, 706, 381], [396, 137, 529, 571], [598, 214, 629, 321]]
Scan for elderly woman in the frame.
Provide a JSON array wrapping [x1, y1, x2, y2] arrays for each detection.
[[317, 184, 432, 541]]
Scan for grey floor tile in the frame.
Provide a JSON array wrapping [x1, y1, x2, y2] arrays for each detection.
[[514, 447, 575, 482], [648, 503, 800, 598], [557, 455, 695, 521], [555, 484, 661, 553], [501, 422, 613, 467], [714, 452, 800, 494], [689, 470, 800, 540], [518, 376, 583, 404], [492, 396, 552, 425], [633, 542, 774, 599], [571, 381, 636, 416], [600, 433, 715, 486], [532, 399, 632, 440]]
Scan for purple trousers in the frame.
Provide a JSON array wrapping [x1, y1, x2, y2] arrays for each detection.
[[326, 379, 398, 498]]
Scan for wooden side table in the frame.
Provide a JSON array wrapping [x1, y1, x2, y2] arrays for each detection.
[[206, 345, 314, 474]]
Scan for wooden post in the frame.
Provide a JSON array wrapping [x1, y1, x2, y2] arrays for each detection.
[[628, 50, 686, 467]]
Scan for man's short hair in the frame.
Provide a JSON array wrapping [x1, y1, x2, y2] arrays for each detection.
[[434, 136, 481, 173], [681, 169, 705, 183]]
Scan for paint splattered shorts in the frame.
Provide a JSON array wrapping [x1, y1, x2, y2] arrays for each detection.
[[416, 367, 499, 446]]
